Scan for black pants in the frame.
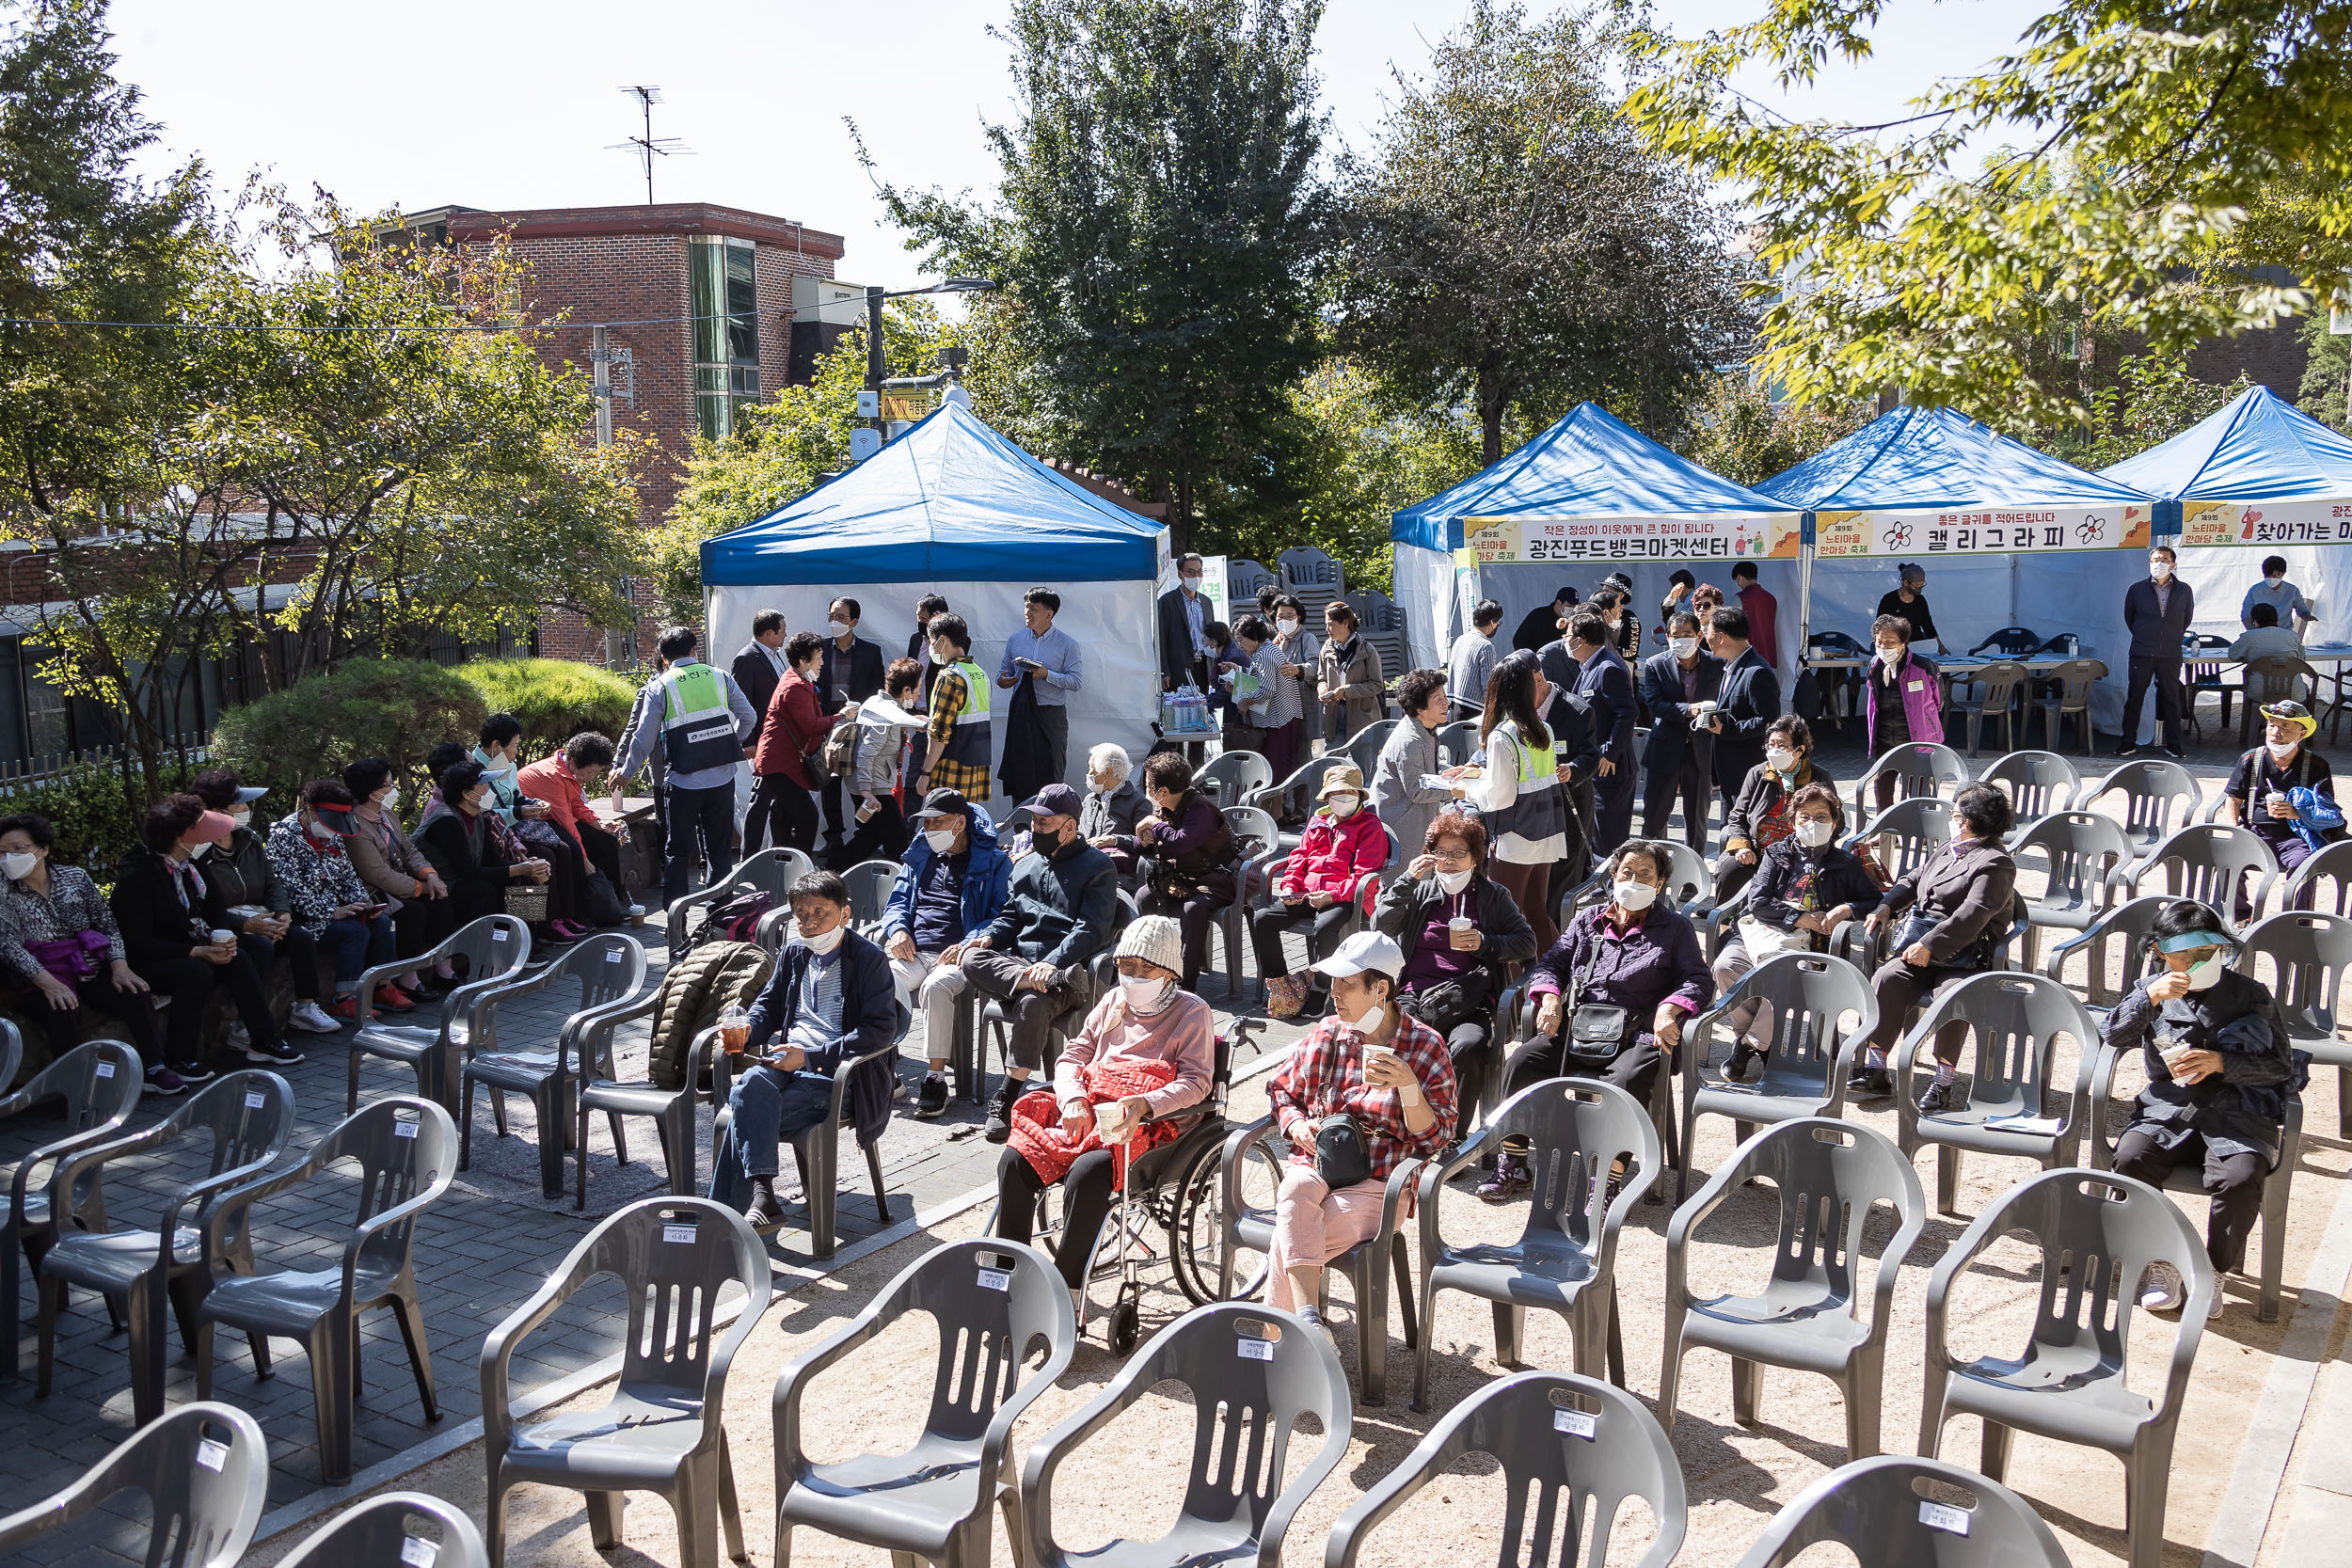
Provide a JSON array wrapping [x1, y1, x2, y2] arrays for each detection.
[[234, 925, 321, 1001], [995, 1146, 1117, 1290], [1435, 1015, 1498, 1127], [1866, 958, 1979, 1057], [1593, 766, 1637, 857], [755, 773, 819, 857], [961, 946, 1090, 1073], [820, 777, 850, 853], [1507, 1029, 1665, 1108], [16, 972, 165, 1069], [1713, 851, 1758, 905], [1644, 757, 1711, 852], [2123, 654, 2185, 752], [1249, 901, 1354, 983], [829, 796, 910, 870], [531, 827, 587, 924], [2114, 1128, 2267, 1275], [664, 779, 738, 901], [138, 951, 279, 1067], [579, 821, 625, 887], [391, 895, 457, 965], [1140, 884, 1223, 992]]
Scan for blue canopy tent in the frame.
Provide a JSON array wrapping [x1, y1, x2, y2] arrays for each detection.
[[702, 399, 1172, 800], [1757, 404, 2161, 736], [2103, 385, 2352, 644], [1392, 403, 1806, 673]]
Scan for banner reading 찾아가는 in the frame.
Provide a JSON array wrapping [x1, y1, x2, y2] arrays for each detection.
[[2179, 499, 2352, 548], [1810, 503, 2154, 559], [1461, 511, 1803, 565]]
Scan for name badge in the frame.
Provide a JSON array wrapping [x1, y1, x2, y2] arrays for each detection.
[[977, 1268, 1009, 1291], [662, 1224, 696, 1243], [1236, 1338, 1273, 1361], [1907, 680, 1925, 693], [196, 1437, 229, 1472], [401, 1538, 440, 1567]]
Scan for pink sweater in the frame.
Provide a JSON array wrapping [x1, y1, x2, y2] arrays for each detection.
[[1054, 990, 1216, 1119]]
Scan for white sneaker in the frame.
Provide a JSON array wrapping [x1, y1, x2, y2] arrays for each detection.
[[289, 1000, 342, 1034], [224, 1021, 249, 1051], [2208, 1289, 2226, 1321], [2138, 1260, 2185, 1312]]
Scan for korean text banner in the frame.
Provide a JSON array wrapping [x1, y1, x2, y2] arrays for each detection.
[[1811, 503, 2154, 560], [2180, 499, 2352, 548], [1461, 511, 1802, 567]]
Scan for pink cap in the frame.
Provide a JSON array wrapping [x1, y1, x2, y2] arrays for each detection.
[[189, 809, 237, 843]]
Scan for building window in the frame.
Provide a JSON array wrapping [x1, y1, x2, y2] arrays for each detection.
[[691, 236, 759, 439]]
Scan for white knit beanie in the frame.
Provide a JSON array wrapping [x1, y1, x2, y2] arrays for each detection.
[[1116, 914, 1184, 977]]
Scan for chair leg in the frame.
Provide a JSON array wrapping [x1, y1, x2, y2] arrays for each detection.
[[32, 1269, 62, 1398], [1843, 1352, 1883, 1460], [2125, 1441, 2174, 1568], [717, 1429, 748, 1563], [1937, 1146, 1961, 1214], [1730, 1354, 1763, 1427], [1604, 1287, 1625, 1389], [489, 1083, 508, 1137], [129, 1276, 170, 1425], [674, 1458, 718, 1568], [660, 1101, 695, 1197], [1356, 1250, 1388, 1407], [1656, 1313, 1686, 1434], [1389, 1235, 1417, 1350], [1979, 1418, 2013, 1482], [459, 1076, 475, 1171], [609, 1109, 630, 1167], [585, 1491, 626, 1551], [487, 1477, 510, 1568], [1492, 1299, 1524, 1367], [310, 1313, 356, 1483], [865, 1138, 892, 1225], [532, 1082, 563, 1199], [390, 1290, 438, 1418], [2260, 1170, 2288, 1324], [345, 1044, 362, 1116]]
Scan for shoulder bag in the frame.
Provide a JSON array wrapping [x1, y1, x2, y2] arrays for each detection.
[[1563, 926, 1633, 1067]]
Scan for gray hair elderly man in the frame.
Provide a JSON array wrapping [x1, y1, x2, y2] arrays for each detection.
[[1080, 742, 1148, 879]]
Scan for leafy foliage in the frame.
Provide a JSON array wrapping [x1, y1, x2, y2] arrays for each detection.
[[1675, 374, 1874, 488], [210, 658, 485, 800], [453, 657, 637, 751], [2297, 313, 2351, 434], [2044, 348, 2251, 469], [1276, 361, 1496, 593], [0, 760, 160, 873]]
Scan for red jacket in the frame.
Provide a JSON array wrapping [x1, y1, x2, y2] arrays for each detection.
[[752, 668, 827, 786], [517, 754, 597, 854], [1276, 808, 1389, 908]]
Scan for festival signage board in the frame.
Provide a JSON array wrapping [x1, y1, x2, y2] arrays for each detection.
[[1810, 503, 2153, 560], [1461, 511, 1803, 567], [2179, 499, 2352, 548]]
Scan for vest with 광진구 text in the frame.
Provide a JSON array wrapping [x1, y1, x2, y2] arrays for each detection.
[[942, 657, 993, 768], [659, 664, 744, 775], [1485, 720, 1565, 847]]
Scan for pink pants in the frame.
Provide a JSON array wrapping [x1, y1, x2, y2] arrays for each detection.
[[1265, 1164, 1385, 1311]]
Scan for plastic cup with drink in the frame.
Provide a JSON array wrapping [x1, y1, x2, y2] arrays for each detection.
[[719, 1001, 751, 1062], [1448, 916, 1478, 952]]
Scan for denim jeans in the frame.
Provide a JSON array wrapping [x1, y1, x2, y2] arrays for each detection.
[[709, 1065, 835, 1208], [318, 912, 398, 990]]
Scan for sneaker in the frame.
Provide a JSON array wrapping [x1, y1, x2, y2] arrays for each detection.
[[1915, 1078, 1961, 1115], [224, 1021, 249, 1051], [1263, 974, 1308, 1021], [2161, 747, 2186, 762], [2118, 744, 2143, 759], [289, 1000, 342, 1034], [241, 1035, 304, 1066], [1846, 1066, 1894, 1098], [328, 993, 368, 1024], [983, 1080, 1022, 1144], [142, 1064, 188, 1097], [2209, 1290, 2226, 1320], [376, 983, 418, 1014], [2139, 1260, 2185, 1312], [1476, 1153, 1530, 1203], [1724, 1037, 1760, 1081], [914, 1072, 949, 1119], [1293, 1305, 1336, 1347], [173, 1059, 216, 1085]]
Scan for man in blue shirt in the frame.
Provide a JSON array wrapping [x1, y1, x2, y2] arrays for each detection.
[[2241, 555, 2315, 639], [996, 586, 1085, 800]]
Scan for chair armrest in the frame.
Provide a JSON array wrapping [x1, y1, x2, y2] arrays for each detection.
[[1921, 1201, 2009, 1380], [823, 1040, 900, 1132], [40, 1117, 173, 1227], [1021, 1348, 1163, 1566], [1376, 1156, 1422, 1241], [573, 987, 660, 1080], [1413, 1120, 1508, 1262], [1324, 1421, 1459, 1568], [1867, 1193, 1930, 1345], [479, 1262, 587, 1459], [2083, 1041, 2126, 1169], [151, 1141, 290, 1273], [772, 1300, 895, 1481], [1221, 1116, 1280, 1223], [201, 1151, 326, 1267]]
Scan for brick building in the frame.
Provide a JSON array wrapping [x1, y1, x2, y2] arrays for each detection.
[[397, 202, 855, 661]]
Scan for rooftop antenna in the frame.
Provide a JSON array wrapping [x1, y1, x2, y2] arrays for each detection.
[[609, 86, 691, 204]]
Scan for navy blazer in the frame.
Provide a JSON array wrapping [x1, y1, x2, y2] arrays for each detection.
[[2123, 577, 2196, 659], [1638, 648, 1724, 773], [743, 928, 901, 1147], [1713, 647, 1782, 784], [1575, 645, 1638, 772]]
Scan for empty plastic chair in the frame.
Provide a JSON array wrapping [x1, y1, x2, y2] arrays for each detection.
[[772, 1238, 1076, 1568], [2031, 658, 2107, 755], [1947, 659, 2031, 754], [2079, 758, 2200, 872], [2128, 823, 2279, 934], [841, 858, 898, 928], [1, 1036, 142, 1379], [349, 913, 531, 1111], [35, 1069, 294, 1422], [459, 932, 648, 1197], [196, 1096, 459, 1483], [1679, 952, 1878, 1200], [2239, 907, 2352, 1143], [484, 1196, 770, 1568], [1435, 718, 1482, 766], [278, 1492, 489, 1568], [1979, 750, 2083, 833], [1019, 1303, 1350, 1568], [1844, 796, 1954, 883], [1921, 1167, 2213, 1568], [1733, 1454, 2070, 1567], [2009, 810, 2130, 970], [1410, 1080, 1659, 1409], [0, 1401, 266, 1566], [1220, 803, 1283, 999], [1895, 973, 2099, 1213], [1327, 1370, 1686, 1568], [1967, 626, 2042, 657], [1850, 742, 1969, 823], [572, 997, 712, 1208], [664, 845, 811, 954], [2282, 835, 2352, 916], [1194, 748, 1273, 810], [0, 1020, 20, 1099], [1662, 1119, 1924, 1462], [2040, 895, 2169, 1017]]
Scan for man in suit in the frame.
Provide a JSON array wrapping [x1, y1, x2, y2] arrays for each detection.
[[732, 609, 788, 852], [1706, 605, 1782, 820], [1565, 609, 1639, 854], [1536, 631, 1597, 896], [817, 595, 887, 854], [1157, 554, 1213, 760], [2122, 545, 2194, 759], [1639, 609, 1724, 851]]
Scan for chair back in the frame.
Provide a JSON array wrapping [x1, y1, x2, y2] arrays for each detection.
[[0, 1037, 143, 1147], [318, 1097, 459, 1277], [1898, 974, 2095, 1129], [842, 860, 898, 927], [2283, 837, 2352, 916], [1488, 1080, 1661, 1249], [1851, 742, 1969, 820], [2036, 632, 2083, 657], [1733, 1454, 2071, 1567], [176, 1069, 298, 1196], [565, 1196, 769, 1402], [0, 1401, 267, 1565], [1810, 630, 1867, 657], [277, 1491, 488, 1568], [1568, 839, 1712, 925], [2129, 823, 2278, 924], [865, 1237, 1075, 1447], [1436, 719, 1482, 766], [1710, 1119, 1922, 1312], [2245, 654, 2318, 705], [1229, 558, 1276, 605], [1979, 751, 2081, 826], [1276, 545, 1345, 624], [1223, 804, 1280, 864], [1848, 797, 1953, 881], [1343, 720, 1397, 783], [725, 847, 817, 902], [446, 913, 531, 991], [1959, 659, 2030, 706], [552, 932, 647, 1015], [1195, 750, 1274, 808], [2042, 657, 2106, 706], [0, 1019, 19, 1095], [1325, 1371, 1685, 1568], [2236, 910, 2352, 1046], [2011, 811, 2128, 921], [1968, 627, 2040, 657], [2082, 758, 2199, 861], [2043, 895, 2170, 1011], [1723, 953, 1878, 1099]]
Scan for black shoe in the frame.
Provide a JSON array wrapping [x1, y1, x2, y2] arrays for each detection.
[[1724, 1038, 1760, 1081], [2118, 744, 2143, 759], [983, 1080, 1022, 1143], [1847, 1066, 1893, 1097], [173, 1059, 217, 1085], [914, 1072, 949, 1118], [241, 1036, 304, 1067], [1915, 1078, 1961, 1115]]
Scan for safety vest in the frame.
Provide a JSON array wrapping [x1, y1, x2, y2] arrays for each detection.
[[657, 663, 743, 775], [1485, 720, 1566, 847], [941, 657, 993, 768]]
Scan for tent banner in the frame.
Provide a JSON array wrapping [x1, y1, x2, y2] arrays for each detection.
[[1811, 503, 2154, 560], [1461, 511, 1801, 566], [2180, 499, 2352, 549]]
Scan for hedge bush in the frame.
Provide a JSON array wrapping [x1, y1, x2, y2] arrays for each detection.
[[453, 657, 637, 751], [211, 658, 486, 799], [0, 761, 151, 874]]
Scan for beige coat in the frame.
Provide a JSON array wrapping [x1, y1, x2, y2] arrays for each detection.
[[345, 810, 432, 911], [1317, 635, 1386, 736]]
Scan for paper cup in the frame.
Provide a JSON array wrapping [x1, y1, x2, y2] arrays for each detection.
[[1449, 916, 1477, 950], [208, 928, 233, 945]]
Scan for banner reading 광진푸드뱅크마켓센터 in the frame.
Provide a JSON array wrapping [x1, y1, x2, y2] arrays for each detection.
[[1461, 511, 1802, 566]]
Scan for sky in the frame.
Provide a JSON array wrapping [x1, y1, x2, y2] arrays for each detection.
[[105, 0, 2053, 294]]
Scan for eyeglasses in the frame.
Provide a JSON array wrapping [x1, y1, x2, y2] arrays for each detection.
[[1428, 847, 1474, 865]]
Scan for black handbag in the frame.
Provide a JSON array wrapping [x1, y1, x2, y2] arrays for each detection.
[[1563, 931, 1634, 1066], [1401, 967, 1495, 1037], [1312, 1113, 1373, 1188]]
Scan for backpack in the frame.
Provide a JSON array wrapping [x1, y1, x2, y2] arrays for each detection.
[[819, 713, 861, 783], [704, 890, 774, 947], [647, 940, 772, 1090]]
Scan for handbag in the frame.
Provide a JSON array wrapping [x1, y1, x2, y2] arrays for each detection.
[[1737, 914, 1818, 960], [1563, 930, 1634, 1066], [1401, 967, 1495, 1036], [24, 929, 112, 987], [1312, 1112, 1373, 1188]]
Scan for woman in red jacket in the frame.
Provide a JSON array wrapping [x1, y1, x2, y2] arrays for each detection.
[[1250, 762, 1391, 1019], [749, 631, 829, 854]]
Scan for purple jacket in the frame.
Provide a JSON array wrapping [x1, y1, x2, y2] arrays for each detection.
[[1865, 652, 1943, 749], [1526, 903, 1713, 1019]]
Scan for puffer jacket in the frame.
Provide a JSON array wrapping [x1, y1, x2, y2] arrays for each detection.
[[1273, 807, 1389, 908], [199, 827, 292, 916], [265, 814, 373, 934]]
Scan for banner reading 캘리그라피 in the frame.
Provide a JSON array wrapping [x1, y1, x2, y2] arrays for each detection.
[[1462, 511, 1803, 566], [1810, 503, 2153, 560]]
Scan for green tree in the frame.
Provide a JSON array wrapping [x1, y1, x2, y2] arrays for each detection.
[[1328, 1, 1750, 466], [866, 0, 1328, 550], [2048, 347, 2251, 468], [1628, 0, 2352, 428], [1279, 361, 1493, 593], [1675, 373, 1873, 488], [2297, 313, 2351, 434]]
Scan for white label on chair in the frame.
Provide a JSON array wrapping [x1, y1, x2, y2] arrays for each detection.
[[93, 1062, 114, 1079], [195, 1438, 228, 1472], [977, 1268, 1009, 1291], [607, 948, 625, 962], [1552, 1409, 1597, 1439], [394, 1120, 419, 1139], [1236, 1338, 1273, 1361], [244, 1091, 265, 1109], [1918, 1501, 1970, 1535], [663, 1224, 696, 1243], [400, 1538, 439, 1568]]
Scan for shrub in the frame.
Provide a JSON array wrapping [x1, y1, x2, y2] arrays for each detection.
[[453, 657, 638, 752], [0, 762, 149, 874], [211, 658, 485, 799]]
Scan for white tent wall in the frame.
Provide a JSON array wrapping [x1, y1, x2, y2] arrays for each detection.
[[2178, 542, 2352, 644], [1469, 558, 1806, 673], [1394, 541, 1455, 672], [707, 578, 1163, 822]]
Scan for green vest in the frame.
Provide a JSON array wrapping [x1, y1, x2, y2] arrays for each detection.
[[659, 664, 741, 775], [942, 657, 993, 767]]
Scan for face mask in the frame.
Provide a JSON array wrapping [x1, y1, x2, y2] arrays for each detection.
[[2266, 574, 2284, 587], [307, 819, 338, 842], [1795, 818, 1836, 847], [2269, 737, 2299, 761], [1612, 879, 1659, 911], [1327, 794, 1360, 818], [1878, 646, 1904, 668], [1182, 575, 1201, 592], [467, 792, 490, 814], [1031, 825, 1063, 855], [828, 619, 851, 636], [1669, 637, 1698, 659], [2150, 560, 2173, 579], [1436, 866, 1474, 895], [187, 840, 212, 859], [378, 788, 400, 812], [487, 753, 516, 775], [229, 808, 251, 829], [2185, 952, 2227, 991], [1276, 617, 1299, 636], [1765, 747, 1796, 774], [1343, 1004, 1387, 1040], [1119, 974, 1177, 1015], [0, 851, 36, 880], [798, 922, 845, 956], [924, 827, 958, 854]]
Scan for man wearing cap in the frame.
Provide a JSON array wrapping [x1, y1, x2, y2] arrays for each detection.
[[944, 782, 1120, 1140], [612, 625, 759, 905], [2224, 701, 2336, 890], [190, 768, 342, 1038], [1513, 585, 1581, 655], [880, 788, 1014, 1118]]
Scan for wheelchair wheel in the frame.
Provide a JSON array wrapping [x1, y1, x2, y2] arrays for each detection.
[[1168, 1130, 1278, 1305], [1108, 1283, 1141, 1354]]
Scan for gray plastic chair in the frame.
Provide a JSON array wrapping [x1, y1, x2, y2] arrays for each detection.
[[459, 932, 648, 1196], [1343, 720, 1399, 784], [35, 1069, 295, 1422], [665, 845, 812, 954], [1979, 749, 2081, 832], [1561, 838, 1717, 932], [0, 1400, 267, 1566], [1850, 741, 1969, 823], [2039, 895, 2169, 1018], [1410, 1080, 1659, 1409], [2080, 758, 2200, 872], [2033, 657, 2108, 755], [1843, 796, 1954, 882], [1894, 973, 2098, 1214], [1220, 803, 1283, 1000], [350, 913, 532, 1111], [0, 1036, 143, 1379], [2128, 823, 2279, 935], [1921, 1167, 2212, 1568], [573, 995, 712, 1208], [2282, 835, 2352, 916], [483, 1196, 770, 1568], [1325, 1370, 1685, 1568], [278, 1492, 490, 1568], [1020, 1302, 1351, 1568], [0, 1018, 21, 1094], [772, 1238, 1076, 1568], [1679, 952, 1878, 1201], [2239, 907, 2351, 1150], [196, 1096, 459, 1483], [2009, 810, 2129, 970], [1733, 1454, 2071, 1567], [1194, 749, 1273, 810], [1948, 660, 2030, 753], [1218, 1115, 1421, 1405], [841, 858, 898, 929], [1435, 718, 1481, 765], [1245, 752, 1356, 834], [1661, 1118, 1925, 1462]]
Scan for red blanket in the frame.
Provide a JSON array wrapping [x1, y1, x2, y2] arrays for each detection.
[[1009, 1058, 1182, 1189]]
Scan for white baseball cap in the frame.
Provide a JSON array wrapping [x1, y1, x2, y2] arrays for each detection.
[[1312, 930, 1405, 981]]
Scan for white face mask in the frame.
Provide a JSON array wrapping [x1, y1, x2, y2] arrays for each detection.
[[2268, 738, 2299, 761], [1794, 818, 1836, 847], [1342, 1003, 1387, 1039], [377, 788, 400, 812], [2185, 951, 2227, 990], [798, 922, 845, 956], [1436, 866, 1475, 895], [828, 619, 851, 636], [0, 850, 37, 880], [1612, 879, 1659, 911], [926, 827, 961, 855], [229, 808, 251, 829], [2150, 559, 2174, 579], [486, 753, 516, 775], [307, 819, 338, 843], [2265, 573, 2284, 587], [1765, 747, 1796, 774], [1877, 646, 1904, 668], [1181, 575, 1201, 593], [1119, 974, 1177, 1015], [1669, 637, 1698, 659], [1326, 793, 1360, 818], [1276, 617, 1299, 636], [187, 839, 212, 859]]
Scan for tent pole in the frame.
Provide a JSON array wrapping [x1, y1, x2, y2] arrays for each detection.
[[1797, 514, 1815, 654]]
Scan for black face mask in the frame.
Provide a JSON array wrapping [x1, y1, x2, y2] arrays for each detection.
[[1032, 825, 1063, 855]]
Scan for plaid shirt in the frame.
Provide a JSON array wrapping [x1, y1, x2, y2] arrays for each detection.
[[1266, 1011, 1458, 1180], [924, 666, 992, 800], [0, 863, 127, 981]]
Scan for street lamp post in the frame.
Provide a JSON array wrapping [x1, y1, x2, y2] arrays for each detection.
[[861, 277, 1000, 454]]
